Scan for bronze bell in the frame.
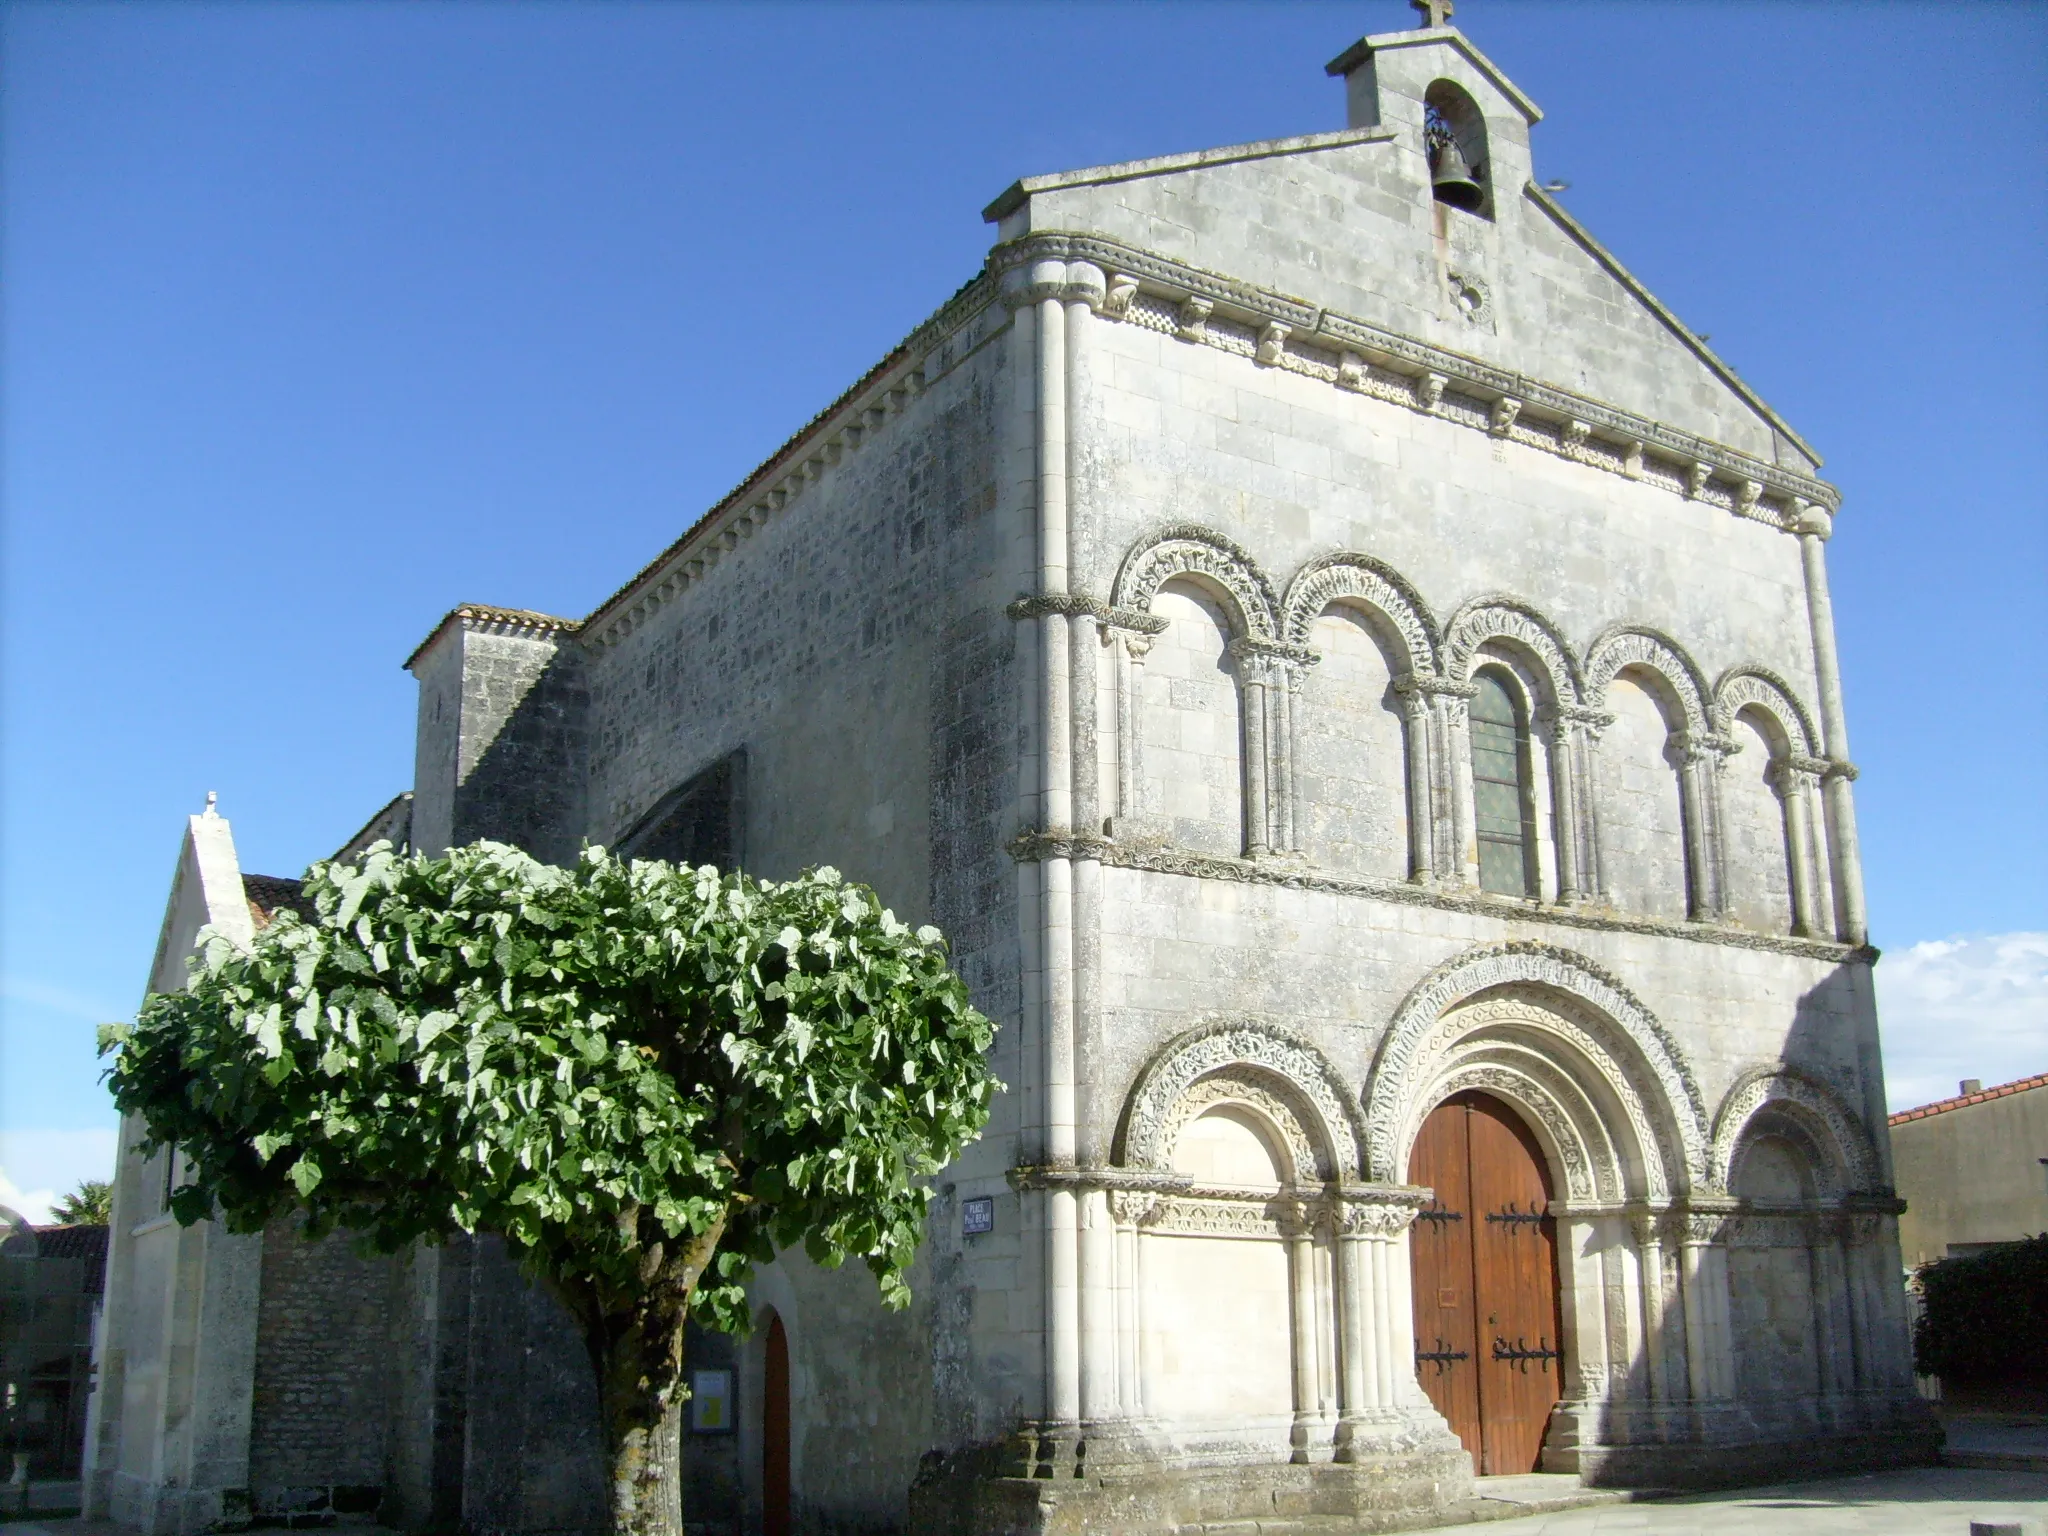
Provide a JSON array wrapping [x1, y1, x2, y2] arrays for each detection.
[[1430, 138, 1485, 212]]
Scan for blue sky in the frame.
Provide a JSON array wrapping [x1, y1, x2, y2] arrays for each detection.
[[3, 1, 2043, 1216]]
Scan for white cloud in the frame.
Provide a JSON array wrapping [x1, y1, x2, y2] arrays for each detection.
[[0, 1127, 121, 1224], [1876, 931, 2048, 1112]]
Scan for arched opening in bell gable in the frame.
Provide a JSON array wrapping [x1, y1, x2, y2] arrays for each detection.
[[1424, 80, 1492, 218]]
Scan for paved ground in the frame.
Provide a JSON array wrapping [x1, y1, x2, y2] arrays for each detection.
[[9, 1467, 2043, 1535], [1467, 1467, 2046, 1535]]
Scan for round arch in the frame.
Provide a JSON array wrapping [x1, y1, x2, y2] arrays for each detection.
[[1111, 525, 1279, 642], [1441, 596, 1583, 708], [1118, 1021, 1365, 1183], [1364, 943, 1709, 1195], [1710, 1064, 1884, 1195], [1583, 626, 1713, 737], [1279, 553, 1440, 676], [1713, 666, 1821, 759]]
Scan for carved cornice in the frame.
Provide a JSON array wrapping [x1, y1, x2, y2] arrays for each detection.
[[989, 231, 1840, 519], [403, 603, 582, 672], [1005, 832, 1871, 964]]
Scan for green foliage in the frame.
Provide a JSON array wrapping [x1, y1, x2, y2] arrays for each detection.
[[101, 842, 998, 1333], [1914, 1233, 2048, 1383], [50, 1179, 113, 1225]]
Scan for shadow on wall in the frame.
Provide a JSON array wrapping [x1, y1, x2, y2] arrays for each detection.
[[447, 650, 591, 865]]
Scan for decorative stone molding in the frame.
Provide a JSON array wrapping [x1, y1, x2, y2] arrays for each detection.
[[1006, 591, 1113, 623], [1110, 525, 1281, 642], [1156, 1071, 1327, 1187], [1431, 1062, 1603, 1201], [1150, 1196, 1290, 1239], [1104, 606, 1170, 637], [1709, 1065, 1885, 1194], [1005, 831, 1869, 963], [1582, 626, 1714, 736], [1278, 554, 1440, 673], [1364, 942, 1710, 1188], [1118, 1021, 1366, 1180], [987, 232, 1839, 517], [1441, 597, 1585, 705], [1488, 398, 1523, 437], [403, 602, 582, 671], [1713, 666, 1823, 759]]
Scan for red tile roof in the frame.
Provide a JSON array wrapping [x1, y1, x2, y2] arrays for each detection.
[[1889, 1070, 2048, 1126], [244, 873, 315, 928]]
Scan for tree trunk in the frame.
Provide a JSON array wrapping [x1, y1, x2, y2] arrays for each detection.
[[593, 1219, 726, 1536]]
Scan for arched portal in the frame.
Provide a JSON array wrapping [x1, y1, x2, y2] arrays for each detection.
[[762, 1313, 791, 1536], [1408, 1093, 1563, 1475]]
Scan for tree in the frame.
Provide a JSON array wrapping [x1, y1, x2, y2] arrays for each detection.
[[50, 1180, 112, 1225], [101, 842, 997, 1536]]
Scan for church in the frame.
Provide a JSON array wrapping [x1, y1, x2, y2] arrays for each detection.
[[85, 11, 1938, 1535]]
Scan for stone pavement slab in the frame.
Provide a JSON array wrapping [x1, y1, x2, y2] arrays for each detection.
[[1944, 1416, 2048, 1473], [1459, 1466, 2046, 1535]]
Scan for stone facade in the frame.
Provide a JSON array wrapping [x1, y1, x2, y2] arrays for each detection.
[[89, 18, 1935, 1536]]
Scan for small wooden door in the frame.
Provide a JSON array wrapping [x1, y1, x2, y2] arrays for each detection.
[[1408, 1092, 1563, 1475], [763, 1314, 791, 1536]]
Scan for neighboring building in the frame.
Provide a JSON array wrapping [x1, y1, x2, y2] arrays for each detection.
[[1, 1208, 109, 1482], [89, 15, 1935, 1536], [1891, 1073, 2048, 1268]]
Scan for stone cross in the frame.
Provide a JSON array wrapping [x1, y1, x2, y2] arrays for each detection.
[[1411, 0, 1453, 27]]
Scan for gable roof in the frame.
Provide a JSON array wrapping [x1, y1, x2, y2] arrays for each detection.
[[1890, 1070, 2048, 1126]]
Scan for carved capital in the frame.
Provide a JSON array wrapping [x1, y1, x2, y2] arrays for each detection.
[[1107, 1190, 1161, 1227], [1791, 500, 1834, 540], [1395, 673, 1479, 701]]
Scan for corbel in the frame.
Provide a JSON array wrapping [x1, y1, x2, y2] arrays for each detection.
[[1489, 397, 1523, 437], [1175, 295, 1214, 343], [1255, 321, 1291, 366]]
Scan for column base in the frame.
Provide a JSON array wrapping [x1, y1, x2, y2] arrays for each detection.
[[908, 1416, 1472, 1536], [1543, 1391, 1941, 1489]]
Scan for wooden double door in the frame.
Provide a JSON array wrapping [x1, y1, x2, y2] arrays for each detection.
[[1408, 1092, 1565, 1475]]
